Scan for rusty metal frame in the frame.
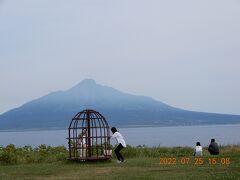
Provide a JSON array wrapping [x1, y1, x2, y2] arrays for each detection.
[[67, 109, 111, 161]]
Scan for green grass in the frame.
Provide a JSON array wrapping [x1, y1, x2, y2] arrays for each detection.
[[0, 145, 239, 179]]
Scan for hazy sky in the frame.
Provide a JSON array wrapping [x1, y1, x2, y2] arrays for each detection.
[[0, 0, 240, 115]]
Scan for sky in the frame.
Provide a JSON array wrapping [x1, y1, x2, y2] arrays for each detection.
[[0, 0, 240, 115]]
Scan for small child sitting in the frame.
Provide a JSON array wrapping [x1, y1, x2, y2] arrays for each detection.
[[194, 142, 203, 156]]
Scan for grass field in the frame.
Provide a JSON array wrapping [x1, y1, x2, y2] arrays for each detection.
[[0, 145, 239, 179]]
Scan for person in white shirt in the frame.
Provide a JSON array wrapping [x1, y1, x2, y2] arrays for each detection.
[[110, 127, 126, 163], [194, 142, 203, 156], [78, 128, 87, 158]]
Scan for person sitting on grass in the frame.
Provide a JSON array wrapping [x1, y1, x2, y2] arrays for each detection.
[[208, 138, 220, 155], [194, 142, 203, 156], [110, 127, 126, 163]]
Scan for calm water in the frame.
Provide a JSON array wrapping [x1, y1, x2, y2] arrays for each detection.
[[0, 124, 239, 147]]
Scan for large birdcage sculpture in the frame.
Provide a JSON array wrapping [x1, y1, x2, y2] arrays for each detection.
[[68, 109, 111, 161]]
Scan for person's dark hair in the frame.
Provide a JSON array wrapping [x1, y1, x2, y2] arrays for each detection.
[[211, 139, 215, 142], [196, 142, 201, 146], [111, 127, 117, 133]]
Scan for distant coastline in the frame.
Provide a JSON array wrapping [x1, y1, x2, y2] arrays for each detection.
[[1, 123, 240, 133]]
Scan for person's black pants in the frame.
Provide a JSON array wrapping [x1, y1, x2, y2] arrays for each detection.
[[114, 143, 125, 162]]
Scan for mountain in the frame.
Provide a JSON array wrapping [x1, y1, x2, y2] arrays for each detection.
[[0, 79, 240, 130]]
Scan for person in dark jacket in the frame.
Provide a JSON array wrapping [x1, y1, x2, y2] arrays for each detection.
[[208, 139, 219, 155]]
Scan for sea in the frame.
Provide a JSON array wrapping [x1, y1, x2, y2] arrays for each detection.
[[0, 124, 239, 147]]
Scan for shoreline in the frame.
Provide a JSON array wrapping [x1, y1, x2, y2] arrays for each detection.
[[0, 123, 240, 133]]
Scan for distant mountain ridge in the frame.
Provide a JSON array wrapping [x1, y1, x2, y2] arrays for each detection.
[[0, 79, 240, 130]]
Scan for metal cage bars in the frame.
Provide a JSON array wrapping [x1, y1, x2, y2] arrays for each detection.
[[68, 109, 111, 161]]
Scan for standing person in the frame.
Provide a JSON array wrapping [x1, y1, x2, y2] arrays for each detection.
[[110, 127, 126, 163], [78, 128, 87, 158], [194, 142, 203, 156], [208, 138, 220, 155]]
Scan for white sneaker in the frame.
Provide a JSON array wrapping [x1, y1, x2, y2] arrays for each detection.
[[117, 160, 122, 163]]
